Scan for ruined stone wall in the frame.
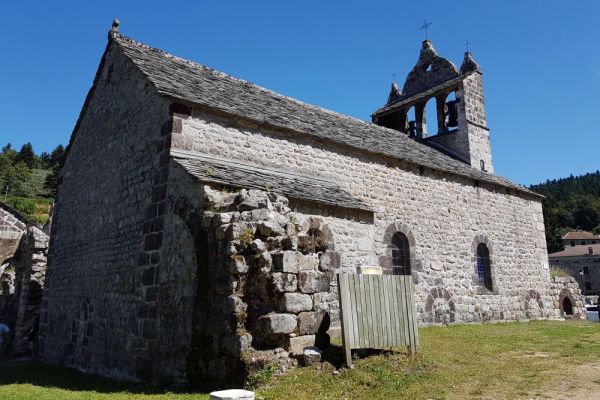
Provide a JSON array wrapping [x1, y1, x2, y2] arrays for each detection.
[[0, 205, 27, 265], [551, 255, 600, 295], [171, 108, 552, 326], [39, 42, 172, 381], [8, 226, 48, 356], [164, 171, 342, 385], [547, 276, 586, 319]]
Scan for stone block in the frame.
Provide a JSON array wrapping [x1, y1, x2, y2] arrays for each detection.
[[280, 293, 313, 313], [271, 273, 297, 293], [228, 256, 248, 275], [210, 389, 255, 400], [250, 239, 266, 253], [237, 189, 269, 211], [319, 252, 341, 271], [302, 346, 322, 366], [313, 292, 338, 313], [259, 313, 297, 335], [273, 251, 315, 273], [298, 271, 330, 294], [256, 221, 284, 238], [297, 311, 324, 335], [286, 334, 316, 356]]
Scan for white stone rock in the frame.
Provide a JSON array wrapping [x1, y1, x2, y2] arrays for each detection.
[[210, 389, 255, 400]]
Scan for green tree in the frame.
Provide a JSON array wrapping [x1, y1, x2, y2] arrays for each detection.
[[49, 144, 66, 168], [0, 153, 33, 197], [16, 142, 37, 169], [43, 144, 67, 197]]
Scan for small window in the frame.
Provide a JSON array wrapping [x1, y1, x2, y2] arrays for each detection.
[[592, 241, 597, 244], [480, 160, 486, 172], [476, 243, 493, 291], [582, 240, 587, 245], [571, 241, 575, 247], [391, 232, 410, 275], [584, 267, 590, 275], [304, 228, 327, 253], [585, 282, 592, 291]]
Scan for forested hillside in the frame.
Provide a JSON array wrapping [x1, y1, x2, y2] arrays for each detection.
[[530, 171, 600, 253], [0, 143, 65, 224]]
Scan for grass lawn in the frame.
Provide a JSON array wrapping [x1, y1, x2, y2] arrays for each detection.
[[1, 320, 599, 399]]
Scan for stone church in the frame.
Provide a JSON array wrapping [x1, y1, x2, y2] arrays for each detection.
[[39, 21, 583, 385]]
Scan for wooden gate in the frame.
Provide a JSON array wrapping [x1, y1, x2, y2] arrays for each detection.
[[337, 273, 419, 367]]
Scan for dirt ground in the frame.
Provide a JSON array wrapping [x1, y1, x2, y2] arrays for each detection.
[[530, 362, 600, 400]]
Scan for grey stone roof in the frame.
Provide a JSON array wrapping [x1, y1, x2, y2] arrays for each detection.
[[171, 150, 372, 212], [110, 32, 540, 199]]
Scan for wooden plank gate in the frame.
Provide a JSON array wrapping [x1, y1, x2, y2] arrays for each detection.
[[337, 273, 419, 367]]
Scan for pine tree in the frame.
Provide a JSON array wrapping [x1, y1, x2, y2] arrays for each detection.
[[17, 142, 37, 169]]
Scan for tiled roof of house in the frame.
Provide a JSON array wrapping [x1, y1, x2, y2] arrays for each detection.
[[562, 231, 600, 240], [549, 244, 600, 258], [101, 30, 540, 199]]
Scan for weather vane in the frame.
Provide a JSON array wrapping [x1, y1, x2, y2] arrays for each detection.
[[420, 20, 432, 40], [464, 40, 471, 52]]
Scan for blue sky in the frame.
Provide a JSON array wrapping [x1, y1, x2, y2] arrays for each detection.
[[1, 1, 598, 185]]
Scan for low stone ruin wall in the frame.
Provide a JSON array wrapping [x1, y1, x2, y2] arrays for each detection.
[[179, 187, 340, 386], [547, 276, 586, 319], [0, 226, 48, 357]]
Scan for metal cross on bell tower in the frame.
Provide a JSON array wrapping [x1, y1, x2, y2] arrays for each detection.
[[464, 40, 471, 52], [420, 20, 432, 40]]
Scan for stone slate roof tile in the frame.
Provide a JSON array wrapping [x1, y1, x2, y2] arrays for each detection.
[[110, 32, 540, 199], [172, 150, 372, 212]]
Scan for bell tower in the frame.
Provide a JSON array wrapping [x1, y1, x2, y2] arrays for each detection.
[[371, 41, 494, 174]]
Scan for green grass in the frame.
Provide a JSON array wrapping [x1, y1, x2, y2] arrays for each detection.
[[2, 195, 53, 225], [1, 320, 599, 399]]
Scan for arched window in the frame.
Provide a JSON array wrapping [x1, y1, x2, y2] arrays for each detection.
[[391, 232, 411, 275], [476, 244, 493, 291]]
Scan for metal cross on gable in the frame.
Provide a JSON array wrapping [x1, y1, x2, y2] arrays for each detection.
[[464, 40, 471, 52], [420, 20, 432, 40]]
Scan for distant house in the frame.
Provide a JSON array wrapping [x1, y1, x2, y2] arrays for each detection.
[[550, 231, 600, 295], [561, 231, 600, 249]]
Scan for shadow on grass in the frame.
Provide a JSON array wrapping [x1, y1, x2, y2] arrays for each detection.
[[0, 360, 210, 395]]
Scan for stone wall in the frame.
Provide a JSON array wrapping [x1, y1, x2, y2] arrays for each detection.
[[0, 204, 27, 265], [547, 276, 586, 319], [458, 73, 493, 173], [171, 107, 551, 328], [7, 227, 48, 356], [551, 255, 600, 295], [165, 175, 341, 386], [38, 41, 172, 381], [0, 226, 49, 358]]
